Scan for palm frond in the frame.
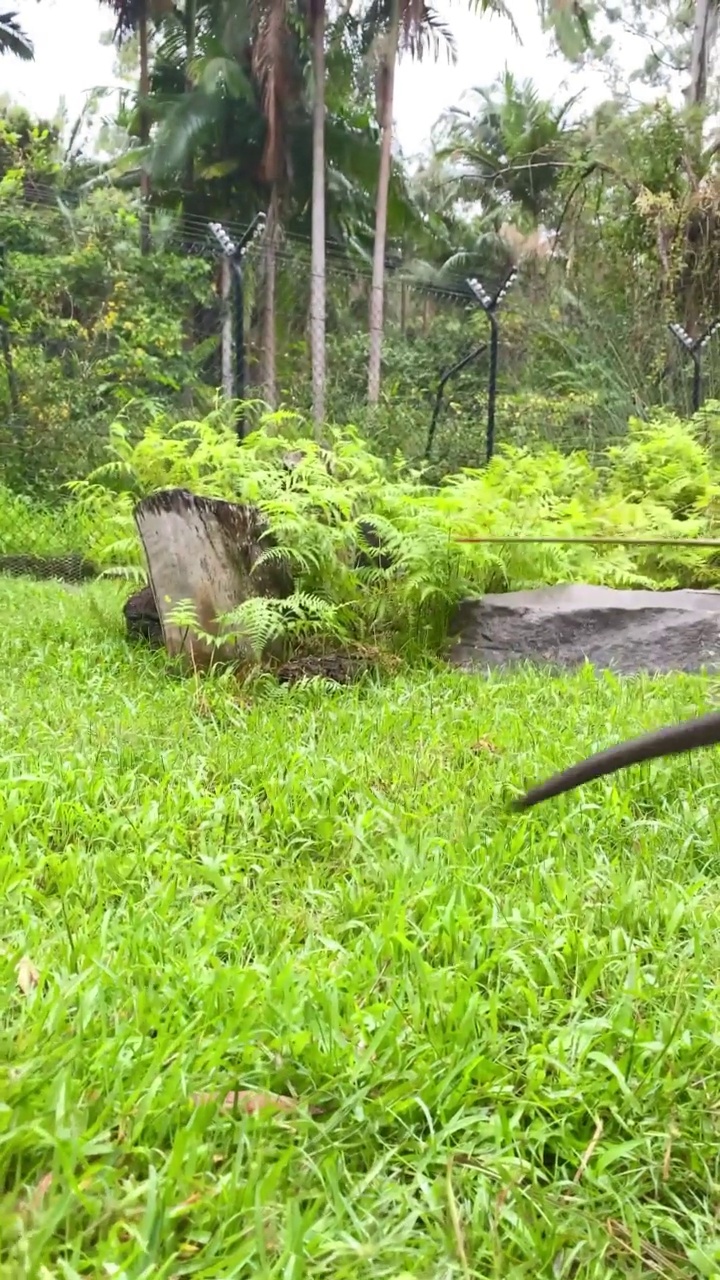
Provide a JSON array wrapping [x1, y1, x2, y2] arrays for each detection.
[[150, 89, 226, 178], [198, 55, 251, 97], [401, 3, 457, 62], [0, 11, 33, 60]]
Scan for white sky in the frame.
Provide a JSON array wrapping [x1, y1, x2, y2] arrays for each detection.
[[2, 0, 660, 157]]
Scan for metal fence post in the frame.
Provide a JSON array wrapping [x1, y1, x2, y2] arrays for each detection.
[[669, 318, 720, 414], [209, 214, 266, 439], [467, 268, 518, 463], [425, 340, 487, 460]]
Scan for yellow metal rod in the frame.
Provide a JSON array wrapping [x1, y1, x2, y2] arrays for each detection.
[[452, 534, 720, 548]]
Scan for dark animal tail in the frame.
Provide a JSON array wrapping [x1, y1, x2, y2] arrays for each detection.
[[513, 710, 720, 810]]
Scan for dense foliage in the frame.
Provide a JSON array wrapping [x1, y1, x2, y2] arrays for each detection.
[[2, 402, 717, 658], [6, 7, 720, 1274], [3, 1, 720, 490]]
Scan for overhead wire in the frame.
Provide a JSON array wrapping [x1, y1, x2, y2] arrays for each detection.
[[9, 179, 506, 298]]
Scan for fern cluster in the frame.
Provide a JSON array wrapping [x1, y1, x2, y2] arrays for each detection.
[[66, 398, 720, 656]]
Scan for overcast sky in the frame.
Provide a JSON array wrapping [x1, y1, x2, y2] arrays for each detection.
[[2, 0, 654, 157]]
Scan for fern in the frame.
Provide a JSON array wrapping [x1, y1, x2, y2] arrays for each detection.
[[166, 591, 344, 661], [64, 403, 720, 659]]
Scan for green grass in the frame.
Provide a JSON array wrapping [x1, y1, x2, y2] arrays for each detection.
[[3, 578, 720, 1278]]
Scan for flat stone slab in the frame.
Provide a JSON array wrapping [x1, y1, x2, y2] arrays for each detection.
[[449, 584, 720, 675]]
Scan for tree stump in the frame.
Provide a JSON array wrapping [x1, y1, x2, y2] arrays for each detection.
[[134, 488, 293, 669]]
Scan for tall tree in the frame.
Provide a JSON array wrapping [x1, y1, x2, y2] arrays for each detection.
[[182, 0, 198, 190], [364, 0, 592, 404], [252, 0, 297, 406], [308, 0, 326, 430], [686, 0, 719, 105]]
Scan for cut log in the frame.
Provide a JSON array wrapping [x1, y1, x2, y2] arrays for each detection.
[[134, 488, 293, 669]]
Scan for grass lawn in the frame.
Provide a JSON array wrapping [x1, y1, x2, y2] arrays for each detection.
[[3, 578, 720, 1278]]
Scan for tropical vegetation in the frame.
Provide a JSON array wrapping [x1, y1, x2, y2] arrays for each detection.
[[5, 7, 720, 1272]]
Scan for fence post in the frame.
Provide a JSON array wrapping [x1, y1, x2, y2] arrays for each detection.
[[220, 256, 233, 399], [467, 268, 518, 463], [209, 215, 266, 439], [425, 341, 487, 461], [669, 318, 720, 414]]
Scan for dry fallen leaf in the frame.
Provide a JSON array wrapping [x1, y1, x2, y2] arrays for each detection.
[[191, 1089, 299, 1114], [16, 956, 39, 996]]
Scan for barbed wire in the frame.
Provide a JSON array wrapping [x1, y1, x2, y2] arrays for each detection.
[[4, 179, 508, 297]]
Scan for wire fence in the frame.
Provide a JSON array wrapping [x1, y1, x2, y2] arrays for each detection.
[[3, 191, 720, 581]]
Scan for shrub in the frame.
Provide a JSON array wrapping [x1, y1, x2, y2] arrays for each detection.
[[0, 189, 217, 497], [607, 409, 716, 517]]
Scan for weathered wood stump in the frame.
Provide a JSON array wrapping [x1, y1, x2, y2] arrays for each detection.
[[134, 488, 293, 669]]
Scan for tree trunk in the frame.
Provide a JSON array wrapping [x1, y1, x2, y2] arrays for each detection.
[[138, 10, 151, 256], [309, 0, 326, 435], [686, 0, 719, 104], [261, 190, 279, 408], [185, 0, 197, 191], [367, 1, 399, 406], [220, 256, 234, 398]]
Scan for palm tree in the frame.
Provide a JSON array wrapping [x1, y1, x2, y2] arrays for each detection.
[[146, 0, 425, 409], [100, 0, 154, 252], [0, 12, 34, 60], [182, 0, 198, 189], [437, 72, 579, 221], [149, 3, 256, 195], [150, 0, 299, 404], [252, 0, 297, 406]]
